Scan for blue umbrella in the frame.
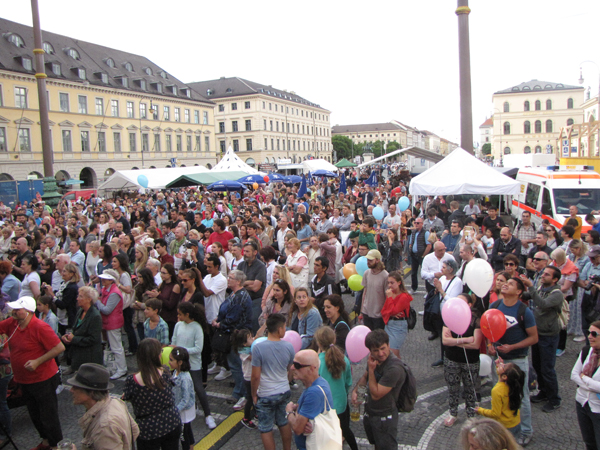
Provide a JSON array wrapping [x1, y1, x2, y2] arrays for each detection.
[[313, 169, 339, 178], [207, 180, 247, 192], [268, 172, 286, 182], [339, 173, 347, 194], [237, 174, 266, 185], [297, 174, 307, 198], [306, 172, 314, 186], [285, 175, 303, 184], [365, 170, 378, 187]]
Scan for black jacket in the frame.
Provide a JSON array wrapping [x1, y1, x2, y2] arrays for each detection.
[[490, 236, 522, 272]]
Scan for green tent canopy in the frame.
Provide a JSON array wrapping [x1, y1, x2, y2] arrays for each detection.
[[166, 170, 251, 188], [334, 158, 357, 168]]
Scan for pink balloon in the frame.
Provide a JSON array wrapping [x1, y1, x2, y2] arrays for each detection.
[[441, 297, 472, 335], [282, 330, 302, 354], [206, 245, 213, 254], [218, 204, 223, 212], [346, 325, 371, 363]]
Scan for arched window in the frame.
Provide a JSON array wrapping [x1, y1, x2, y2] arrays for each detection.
[[503, 122, 511, 135], [546, 120, 553, 133], [524, 121, 531, 134], [567, 98, 574, 109], [567, 118, 574, 126], [503, 102, 510, 113], [524, 101, 530, 111], [504, 147, 511, 155], [524, 146, 531, 154], [535, 100, 541, 111], [535, 146, 542, 153], [535, 120, 542, 133], [546, 99, 552, 110], [105, 58, 115, 68]]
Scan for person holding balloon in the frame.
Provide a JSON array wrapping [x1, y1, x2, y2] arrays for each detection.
[[441, 293, 483, 427]]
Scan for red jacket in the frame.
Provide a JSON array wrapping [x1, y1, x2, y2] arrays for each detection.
[[100, 283, 124, 331]]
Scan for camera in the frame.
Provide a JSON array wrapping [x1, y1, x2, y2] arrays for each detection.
[[586, 274, 600, 290]]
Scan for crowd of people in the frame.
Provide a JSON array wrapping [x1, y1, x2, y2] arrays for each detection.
[[0, 168, 597, 450]]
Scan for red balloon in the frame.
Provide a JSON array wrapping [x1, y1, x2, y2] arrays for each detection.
[[480, 309, 507, 342], [263, 176, 269, 183]]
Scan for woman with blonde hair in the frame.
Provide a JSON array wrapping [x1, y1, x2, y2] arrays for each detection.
[[459, 417, 521, 450], [288, 287, 322, 349], [285, 237, 309, 289], [261, 264, 295, 309], [133, 244, 149, 275], [568, 239, 590, 342]]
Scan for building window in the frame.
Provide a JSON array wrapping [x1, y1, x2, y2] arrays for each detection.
[[163, 106, 170, 121], [232, 121, 238, 132], [98, 132, 106, 152], [535, 145, 542, 153], [276, 122, 279, 132], [233, 139, 239, 152], [503, 122, 510, 135], [62, 130, 72, 152], [176, 135, 182, 152], [166, 134, 172, 152], [503, 102, 509, 112], [186, 135, 192, 152], [111, 100, 119, 117], [524, 101, 530, 111], [567, 98, 574, 109], [174, 108, 180, 122], [546, 99, 552, 110], [264, 138, 268, 150], [219, 104, 225, 112], [67, 48, 80, 60], [271, 139, 274, 150], [194, 110, 199, 124], [245, 119, 251, 131], [142, 134, 149, 152], [127, 101, 134, 118], [277, 139, 280, 150], [567, 118, 574, 126], [220, 141, 226, 153], [269, 103, 272, 110], [245, 101, 250, 109], [75, 95, 87, 114], [184, 109, 190, 123], [129, 133, 136, 152], [270, 121, 273, 131], [140, 103, 147, 119], [113, 132, 121, 152], [95, 98, 103, 115], [80, 131, 90, 152], [18, 129, 31, 152], [195, 135, 201, 152], [0, 127, 5, 152], [524, 121, 531, 134], [546, 120, 553, 133], [524, 146, 531, 154], [246, 139, 252, 151], [59, 93, 69, 112], [154, 134, 161, 152], [219, 122, 225, 133], [205, 136, 210, 153], [232, 103, 237, 111], [153, 105, 159, 120], [504, 147, 511, 155], [535, 120, 542, 133], [535, 100, 541, 111], [203, 111, 208, 125]]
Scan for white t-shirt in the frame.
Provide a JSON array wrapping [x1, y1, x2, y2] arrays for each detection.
[[20, 271, 40, 298], [203, 273, 227, 323], [463, 204, 481, 215]]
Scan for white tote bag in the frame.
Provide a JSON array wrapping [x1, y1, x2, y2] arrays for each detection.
[[306, 386, 343, 450]]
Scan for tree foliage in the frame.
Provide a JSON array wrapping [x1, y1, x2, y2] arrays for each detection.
[[481, 143, 492, 155]]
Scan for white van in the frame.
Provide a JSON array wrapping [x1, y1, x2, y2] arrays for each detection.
[[511, 165, 600, 233]]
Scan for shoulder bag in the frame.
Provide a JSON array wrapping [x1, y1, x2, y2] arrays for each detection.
[[305, 385, 343, 450]]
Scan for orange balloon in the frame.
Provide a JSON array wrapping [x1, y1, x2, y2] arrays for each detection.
[[343, 263, 358, 280], [253, 182, 259, 190]]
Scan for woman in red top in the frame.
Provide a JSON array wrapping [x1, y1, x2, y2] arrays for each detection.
[[381, 271, 413, 357]]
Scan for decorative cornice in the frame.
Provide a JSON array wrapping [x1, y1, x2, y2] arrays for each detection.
[[59, 120, 75, 127]]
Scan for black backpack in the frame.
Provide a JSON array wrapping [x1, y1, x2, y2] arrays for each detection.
[[396, 359, 417, 413]]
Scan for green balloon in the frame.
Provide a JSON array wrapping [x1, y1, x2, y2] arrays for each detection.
[[348, 274, 364, 291], [161, 346, 174, 366]]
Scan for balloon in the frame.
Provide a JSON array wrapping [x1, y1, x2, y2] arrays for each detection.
[[391, 187, 400, 196], [218, 204, 223, 212], [372, 206, 384, 220], [348, 274, 364, 291], [161, 346, 173, 365], [263, 175, 270, 183], [343, 263, 358, 280], [251, 336, 268, 351], [282, 330, 302, 353], [398, 196, 410, 212], [355, 256, 368, 276], [441, 297, 472, 335], [346, 325, 371, 363], [463, 259, 494, 297], [206, 245, 213, 254], [480, 309, 507, 342], [137, 174, 149, 188], [253, 182, 259, 190], [479, 354, 493, 377]]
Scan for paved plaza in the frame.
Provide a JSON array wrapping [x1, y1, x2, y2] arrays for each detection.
[[8, 275, 586, 450]]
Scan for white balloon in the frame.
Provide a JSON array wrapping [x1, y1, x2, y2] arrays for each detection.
[[463, 258, 494, 297], [479, 354, 493, 377]]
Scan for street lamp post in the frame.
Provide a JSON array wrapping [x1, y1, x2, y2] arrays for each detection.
[[456, 0, 474, 154], [31, 0, 61, 205], [578, 61, 600, 156]]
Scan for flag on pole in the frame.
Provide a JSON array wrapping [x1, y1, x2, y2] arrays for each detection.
[[297, 174, 308, 198], [365, 170, 378, 187], [339, 173, 347, 194], [307, 171, 314, 186]]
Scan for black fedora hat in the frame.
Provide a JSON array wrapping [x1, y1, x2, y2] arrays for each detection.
[[67, 363, 114, 390]]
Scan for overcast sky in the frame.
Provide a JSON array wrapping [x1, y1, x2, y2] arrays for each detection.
[[4, 0, 600, 147]]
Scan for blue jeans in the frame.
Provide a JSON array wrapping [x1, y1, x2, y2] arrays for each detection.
[[493, 355, 532, 437], [385, 319, 408, 351], [531, 334, 561, 405], [0, 375, 11, 439], [227, 347, 245, 400], [256, 390, 291, 434]]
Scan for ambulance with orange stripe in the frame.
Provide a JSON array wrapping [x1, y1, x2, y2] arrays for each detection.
[[510, 165, 600, 233]]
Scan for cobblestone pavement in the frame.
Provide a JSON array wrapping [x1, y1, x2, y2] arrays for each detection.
[[11, 274, 586, 450]]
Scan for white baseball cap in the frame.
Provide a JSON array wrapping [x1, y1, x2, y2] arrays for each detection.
[[7, 296, 36, 312]]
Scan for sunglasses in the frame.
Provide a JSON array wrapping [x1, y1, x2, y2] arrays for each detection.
[[589, 330, 599, 338], [292, 361, 311, 370], [180, 278, 191, 282], [504, 262, 516, 267], [532, 258, 544, 262]]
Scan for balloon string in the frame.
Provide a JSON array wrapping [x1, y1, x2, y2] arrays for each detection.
[[460, 337, 479, 408]]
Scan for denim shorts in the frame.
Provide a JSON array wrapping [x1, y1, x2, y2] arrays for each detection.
[[256, 390, 292, 433], [385, 319, 408, 350]]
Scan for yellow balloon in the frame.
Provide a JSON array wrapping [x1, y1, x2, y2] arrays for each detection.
[[348, 274, 364, 291], [343, 263, 358, 280], [161, 346, 174, 366]]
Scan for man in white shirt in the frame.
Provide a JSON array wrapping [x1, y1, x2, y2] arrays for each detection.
[[383, 204, 402, 234], [68, 240, 85, 279], [276, 216, 289, 251], [199, 254, 227, 325], [146, 258, 162, 286], [463, 198, 481, 216], [227, 242, 244, 272], [421, 241, 456, 319]]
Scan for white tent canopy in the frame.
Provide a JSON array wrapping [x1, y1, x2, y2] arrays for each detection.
[[409, 148, 521, 196], [302, 159, 338, 173], [98, 166, 209, 190], [212, 146, 260, 174]]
